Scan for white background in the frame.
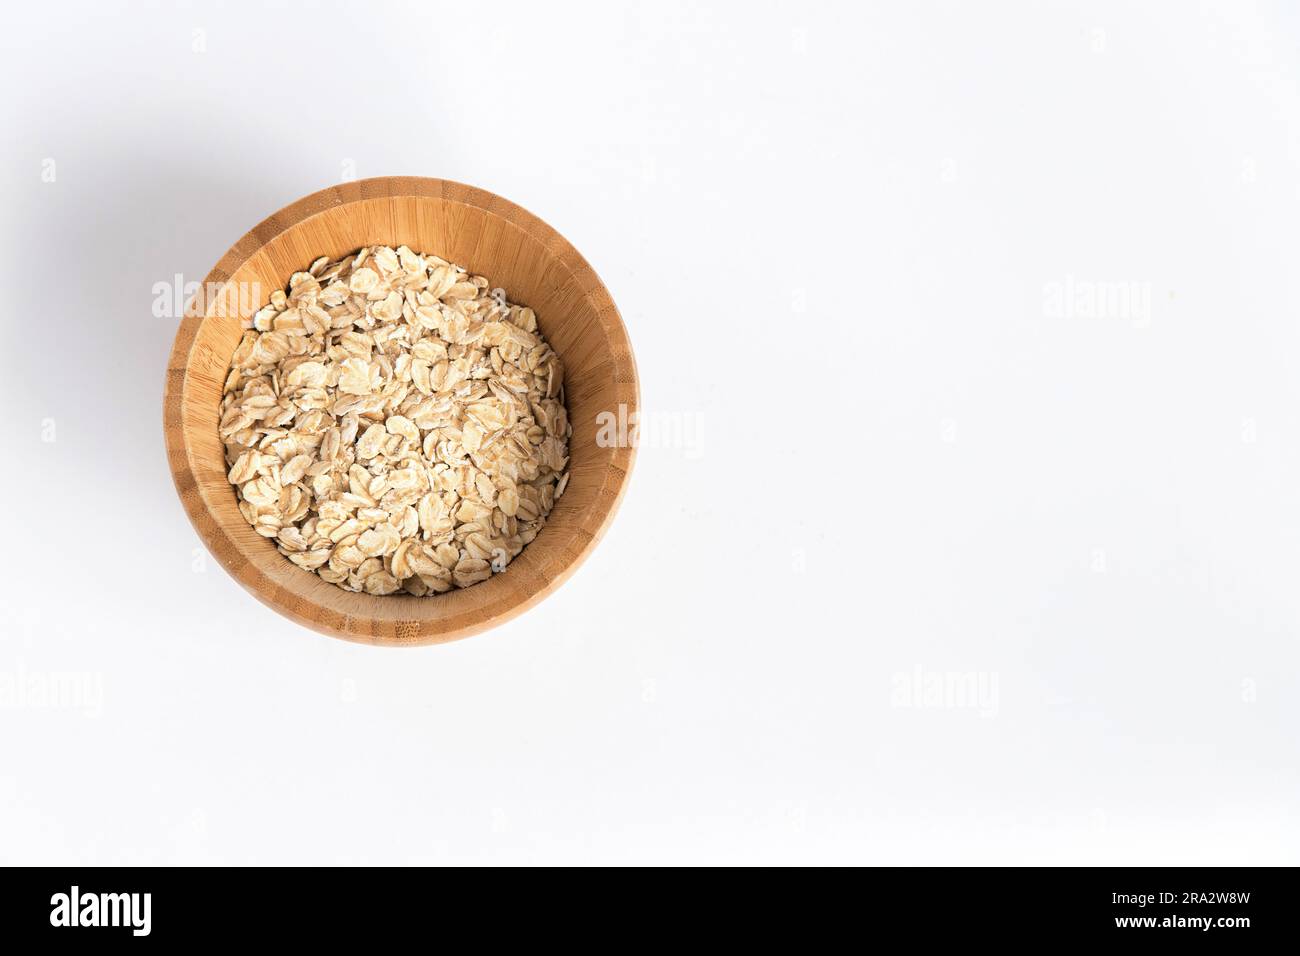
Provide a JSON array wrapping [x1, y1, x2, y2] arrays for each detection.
[[2, 0, 1298, 865]]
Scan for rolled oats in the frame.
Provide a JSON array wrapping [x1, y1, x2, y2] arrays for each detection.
[[220, 246, 571, 596]]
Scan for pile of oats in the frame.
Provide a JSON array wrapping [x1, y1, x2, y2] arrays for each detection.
[[219, 245, 570, 596]]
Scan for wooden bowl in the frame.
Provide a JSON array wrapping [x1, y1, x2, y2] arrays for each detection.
[[164, 177, 638, 645]]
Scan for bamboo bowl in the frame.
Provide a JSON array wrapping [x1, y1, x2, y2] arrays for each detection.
[[164, 177, 638, 645]]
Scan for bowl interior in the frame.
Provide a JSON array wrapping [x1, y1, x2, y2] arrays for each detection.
[[165, 178, 637, 644]]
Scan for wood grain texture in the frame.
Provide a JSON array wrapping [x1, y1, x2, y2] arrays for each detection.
[[163, 177, 639, 645]]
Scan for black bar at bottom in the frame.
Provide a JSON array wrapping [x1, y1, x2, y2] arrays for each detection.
[[0, 866, 1287, 943]]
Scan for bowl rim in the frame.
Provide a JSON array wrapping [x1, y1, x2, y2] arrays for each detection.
[[163, 176, 639, 646]]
